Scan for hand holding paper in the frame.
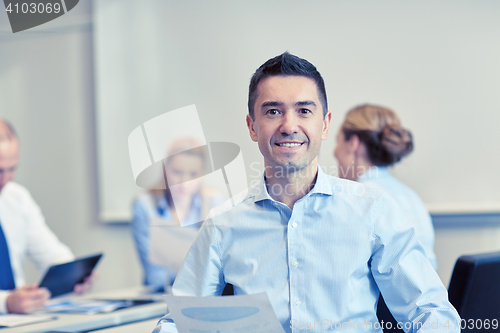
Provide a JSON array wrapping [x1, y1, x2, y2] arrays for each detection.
[[163, 292, 285, 333]]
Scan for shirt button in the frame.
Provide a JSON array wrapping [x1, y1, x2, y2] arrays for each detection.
[[291, 222, 297, 228], [295, 299, 301, 306], [293, 260, 299, 267]]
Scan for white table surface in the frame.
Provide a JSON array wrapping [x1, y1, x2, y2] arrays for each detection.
[[91, 318, 160, 333], [0, 287, 167, 333]]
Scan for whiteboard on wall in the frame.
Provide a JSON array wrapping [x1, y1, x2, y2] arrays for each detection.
[[94, 0, 500, 222]]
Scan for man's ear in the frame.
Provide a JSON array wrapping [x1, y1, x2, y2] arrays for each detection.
[[321, 110, 332, 140], [246, 114, 258, 142]]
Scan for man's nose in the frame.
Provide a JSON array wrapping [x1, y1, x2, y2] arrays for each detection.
[[279, 112, 299, 135]]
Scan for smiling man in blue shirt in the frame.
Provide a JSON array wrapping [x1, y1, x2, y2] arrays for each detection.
[[154, 52, 460, 333]]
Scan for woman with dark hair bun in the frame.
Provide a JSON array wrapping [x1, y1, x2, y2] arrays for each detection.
[[334, 104, 436, 269]]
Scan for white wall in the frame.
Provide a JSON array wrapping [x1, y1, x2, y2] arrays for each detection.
[[435, 224, 500, 285], [94, 0, 500, 221], [0, 1, 498, 293]]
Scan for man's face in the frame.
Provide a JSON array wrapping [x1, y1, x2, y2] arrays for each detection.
[[166, 153, 204, 199], [246, 75, 331, 173], [0, 139, 18, 192]]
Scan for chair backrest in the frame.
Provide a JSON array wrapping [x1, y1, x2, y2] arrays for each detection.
[[448, 251, 500, 330]]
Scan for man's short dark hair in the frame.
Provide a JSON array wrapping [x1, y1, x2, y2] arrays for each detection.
[[248, 52, 328, 119]]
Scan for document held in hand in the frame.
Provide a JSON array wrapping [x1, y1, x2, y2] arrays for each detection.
[[164, 292, 285, 333]]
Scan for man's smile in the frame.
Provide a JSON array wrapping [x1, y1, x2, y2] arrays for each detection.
[[275, 141, 304, 148]]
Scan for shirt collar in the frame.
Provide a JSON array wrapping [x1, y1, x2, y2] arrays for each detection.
[[250, 165, 332, 203], [357, 166, 390, 182]]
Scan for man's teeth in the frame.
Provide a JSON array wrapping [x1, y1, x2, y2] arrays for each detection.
[[277, 143, 302, 147]]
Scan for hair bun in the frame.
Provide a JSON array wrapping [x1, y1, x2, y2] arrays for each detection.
[[379, 125, 413, 164]]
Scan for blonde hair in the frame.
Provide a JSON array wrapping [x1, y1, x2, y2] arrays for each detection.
[[341, 104, 413, 166], [166, 137, 206, 161], [149, 137, 207, 195], [151, 137, 213, 219]]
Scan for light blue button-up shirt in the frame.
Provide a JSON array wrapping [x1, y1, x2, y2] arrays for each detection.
[[154, 167, 459, 333], [358, 167, 437, 270], [132, 192, 204, 290], [132, 192, 225, 290]]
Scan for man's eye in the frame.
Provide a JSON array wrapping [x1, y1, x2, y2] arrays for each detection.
[[299, 108, 311, 114], [266, 109, 280, 115]]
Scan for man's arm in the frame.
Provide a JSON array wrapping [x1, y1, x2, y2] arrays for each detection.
[[4, 186, 93, 314], [171, 218, 226, 296], [371, 193, 460, 333], [0, 185, 76, 314], [5, 285, 50, 314]]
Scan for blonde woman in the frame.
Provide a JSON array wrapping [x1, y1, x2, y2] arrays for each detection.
[[333, 104, 436, 269], [131, 138, 225, 291]]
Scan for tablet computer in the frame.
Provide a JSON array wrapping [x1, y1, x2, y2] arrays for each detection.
[[39, 253, 103, 298]]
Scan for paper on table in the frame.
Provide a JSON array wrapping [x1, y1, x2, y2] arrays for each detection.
[[44, 299, 133, 314], [164, 292, 285, 333], [0, 313, 56, 328]]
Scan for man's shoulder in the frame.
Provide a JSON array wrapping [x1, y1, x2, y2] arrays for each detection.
[[0, 182, 38, 214], [205, 173, 387, 220], [1, 182, 32, 200], [205, 188, 252, 221], [321, 172, 384, 200]]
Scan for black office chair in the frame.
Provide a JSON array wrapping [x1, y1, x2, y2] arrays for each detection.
[[377, 295, 404, 332], [448, 251, 500, 332], [222, 283, 234, 296]]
